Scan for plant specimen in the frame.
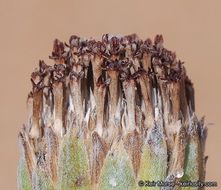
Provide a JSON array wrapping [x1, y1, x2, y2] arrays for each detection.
[[18, 34, 208, 190]]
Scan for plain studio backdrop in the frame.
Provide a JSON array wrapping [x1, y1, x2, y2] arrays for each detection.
[[0, 0, 220, 189]]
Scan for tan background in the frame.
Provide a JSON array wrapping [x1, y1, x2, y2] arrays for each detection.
[[0, 0, 220, 189]]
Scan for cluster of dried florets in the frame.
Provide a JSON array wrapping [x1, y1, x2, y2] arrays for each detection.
[[18, 34, 208, 190]]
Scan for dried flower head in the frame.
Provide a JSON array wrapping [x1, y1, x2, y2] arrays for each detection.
[[18, 34, 208, 190]]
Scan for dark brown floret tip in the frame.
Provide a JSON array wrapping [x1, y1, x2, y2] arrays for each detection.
[[92, 41, 106, 56], [52, 74, 65, 83], [166, 68, 183, 82], [140, 38, 153, 53], [54, 63, 66, 73], [70, 70, 84, 81], [87, 39, 96, 51], [30, 76, 44, 90], [125, 34, 139, 43], [144, 38, 152, 46], [154, 34, 164, 45], [103, 60, 128, 71], [31, 70, 42, 80], [120, 71, 137, 81], [96, 75, 108, 87], [69, 35, 80, 48], [160, 49, 176, 64], [52, 64, 66, 83], [49, 39, 65, 60], [102, 34, 109, 44], [30, 34, 187, 89], [38, 60, 52, 75], [109, 36, 121, 55], [135, 67, 154, 77]]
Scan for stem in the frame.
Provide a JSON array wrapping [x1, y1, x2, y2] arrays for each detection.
[[30, 72, 43, 139], [70, 64, 84, 123], [95, 77, 107, 137], [53, 81, 64, 137], [123, 78, 136, 132]]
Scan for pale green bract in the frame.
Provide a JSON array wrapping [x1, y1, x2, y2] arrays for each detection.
[[98, 142, 135, 190], [18, 158, 32, 190], [59, 134, 90, 190]]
